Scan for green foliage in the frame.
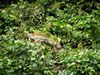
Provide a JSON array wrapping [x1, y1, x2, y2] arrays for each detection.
[[0, 34, 100, 75], [0, 1, 45, 34], [58, 49, 100, 75], [0, 34, 55, 75], [43, 1, 100, 49], [0, 0, 100, 75], [43, 13, 100, 49]]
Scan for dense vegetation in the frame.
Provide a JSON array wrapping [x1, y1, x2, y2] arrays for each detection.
[[0, 0, 100, 75]]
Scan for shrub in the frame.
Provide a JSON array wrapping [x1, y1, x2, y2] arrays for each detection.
[[0, 0, 100, 75], [0, 1, 45, 34]]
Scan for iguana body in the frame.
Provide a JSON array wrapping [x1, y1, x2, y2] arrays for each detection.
[[27, 33, 62, 50]]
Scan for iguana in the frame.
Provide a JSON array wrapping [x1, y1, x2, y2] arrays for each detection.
[[27, 31, 62, 50]]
